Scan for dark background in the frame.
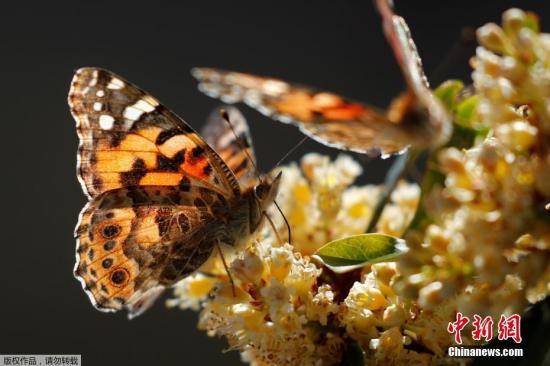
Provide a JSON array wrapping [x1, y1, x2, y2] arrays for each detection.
[[1, 1, 549, 365]]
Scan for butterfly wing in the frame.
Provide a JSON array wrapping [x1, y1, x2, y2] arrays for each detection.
[[192, 68, 434, 156], [69, 67, 241, 199], [376, 0, 452, 147], [74, 185, 225, 316], [192, 2, 453, 156], [201, 106, 258, 188]]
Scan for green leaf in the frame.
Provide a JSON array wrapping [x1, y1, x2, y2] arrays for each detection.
[[313, 234, 408, 273], [455, 95, 480, 126], [434, 80, 464, 110], [339, 340, 365, 366]]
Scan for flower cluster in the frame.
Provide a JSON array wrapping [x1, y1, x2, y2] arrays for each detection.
[[169, 239, 344, 365], [169, 154, 461, 365], [397, 8, 550, 318]]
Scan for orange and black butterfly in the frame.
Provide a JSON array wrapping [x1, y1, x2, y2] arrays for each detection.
[[192, 0, 452, 157], [69, 67, 280, 318]]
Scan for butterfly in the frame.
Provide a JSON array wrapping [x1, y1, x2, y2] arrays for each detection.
[[69, 67, 280, 318], [192, 0, 452, 157]]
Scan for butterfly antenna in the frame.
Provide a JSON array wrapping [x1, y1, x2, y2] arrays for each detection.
[[269, 136, 308, 246], [273, 135, 309, 171], [220, 109, 262, 181]]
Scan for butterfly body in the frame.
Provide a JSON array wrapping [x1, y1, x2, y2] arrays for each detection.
[[69, 67, 278, 317]]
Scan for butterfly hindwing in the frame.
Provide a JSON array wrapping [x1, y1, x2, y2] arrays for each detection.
[[202, 106, 258, 188], [69, 67, 240, 199], [74, 185, 224, 315]]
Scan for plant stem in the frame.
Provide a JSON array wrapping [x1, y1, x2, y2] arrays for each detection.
[[366, 149, 413, 233]]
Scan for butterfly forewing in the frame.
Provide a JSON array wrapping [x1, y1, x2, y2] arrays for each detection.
[[69, 67, 241, 198]]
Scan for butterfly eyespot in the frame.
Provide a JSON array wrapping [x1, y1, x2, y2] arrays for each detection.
[[110, 268, 130, 287], [102, 224, 121, 239], [102, 258, 113, 269]]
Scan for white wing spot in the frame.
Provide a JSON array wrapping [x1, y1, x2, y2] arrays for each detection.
[[123, 99, 156, 121], [99, 115, 115, 130], [93, 102, 102, 111], [134, 99, 156, 112], [96, 90, 105, 97], [123, 106, 144, 121], [107, 78, 125, 90], [89, 70, 99, 87]]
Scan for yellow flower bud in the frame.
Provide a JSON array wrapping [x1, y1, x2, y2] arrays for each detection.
[[496, 121, 537, 151], [477, 23, 509, 54], [503, 8, 527, 36]]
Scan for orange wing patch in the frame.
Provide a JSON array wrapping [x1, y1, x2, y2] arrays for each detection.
[[275, 91, 365, 122]]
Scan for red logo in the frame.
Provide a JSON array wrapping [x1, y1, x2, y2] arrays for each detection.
[[447, 312, 470, 344], [447, 313, 522, 344], [472, 315, 494, 341], [498, 314, 522, 343]]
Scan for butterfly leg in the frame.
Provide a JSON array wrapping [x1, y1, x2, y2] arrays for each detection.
[[274, 200, 291, 245], [216, 242, 236, 296], [263, 211, 283, 245]]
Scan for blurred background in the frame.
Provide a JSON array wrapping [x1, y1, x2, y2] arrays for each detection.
[[0, 0, 549, 365]]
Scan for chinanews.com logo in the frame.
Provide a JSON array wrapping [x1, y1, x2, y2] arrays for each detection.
[[447, 312, 524, 358]]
